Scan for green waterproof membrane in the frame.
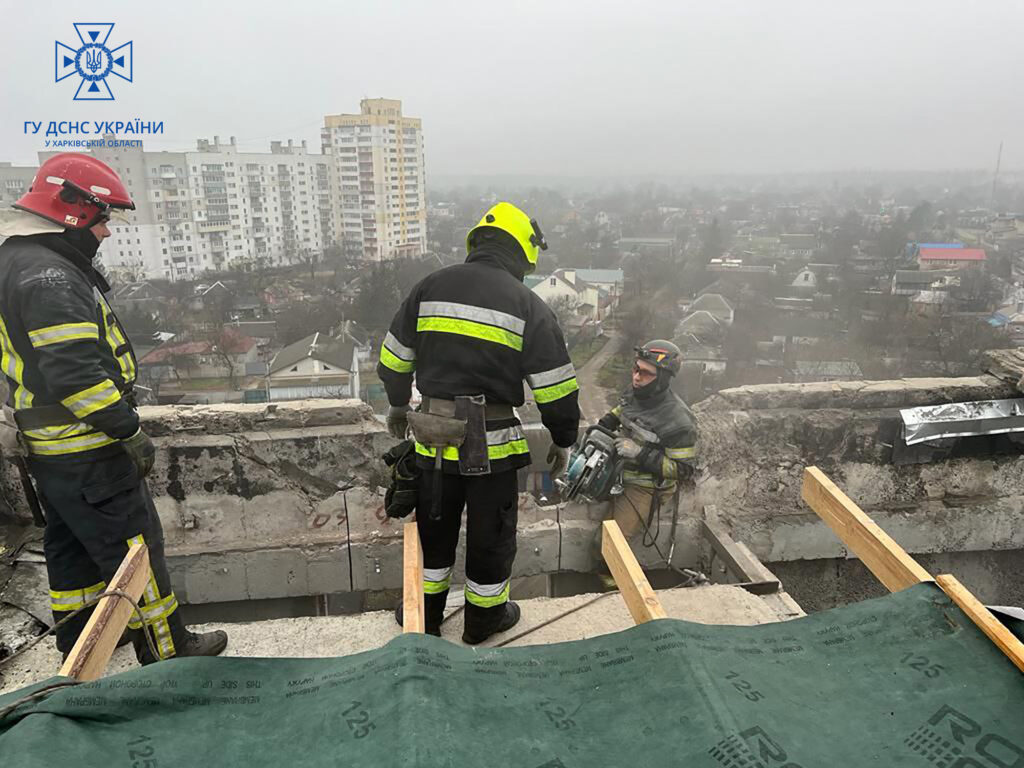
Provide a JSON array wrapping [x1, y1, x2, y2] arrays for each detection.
[[1, 583, 1022, 767]]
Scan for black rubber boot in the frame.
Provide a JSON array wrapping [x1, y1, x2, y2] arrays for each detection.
[[175, 629, 228, 658], [394, 605, 442, 637], [462, 601, 521, 645]]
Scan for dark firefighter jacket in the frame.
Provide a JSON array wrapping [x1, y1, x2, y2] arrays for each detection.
[[378, 247, 580, 474], [605, 387, 697, 490], [0, 233, 139, 460]]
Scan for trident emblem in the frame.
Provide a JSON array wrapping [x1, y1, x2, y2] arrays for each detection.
[[85, 48, 104, 74], [55, 23, 134, 101]]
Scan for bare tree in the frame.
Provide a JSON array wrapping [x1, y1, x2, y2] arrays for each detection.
[[547, 295, 581, 328]]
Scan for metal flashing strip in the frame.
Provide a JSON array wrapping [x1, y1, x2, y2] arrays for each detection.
[[900, 397, 1024, 446]]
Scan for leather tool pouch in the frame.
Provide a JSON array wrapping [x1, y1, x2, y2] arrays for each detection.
[[455, 394, 490, 476]]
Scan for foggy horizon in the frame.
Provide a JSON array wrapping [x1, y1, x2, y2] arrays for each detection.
[[3, 0, 1022, 177]]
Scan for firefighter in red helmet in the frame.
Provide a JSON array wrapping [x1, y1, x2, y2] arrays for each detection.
[[0, 153, 227, 664]]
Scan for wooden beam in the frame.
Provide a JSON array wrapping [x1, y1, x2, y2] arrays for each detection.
[[59, 542, 149, 681], [801, 466, 932, 592], [701, 519, 780, 594], [936, 574, 1024, 675], [402, 522, 425, 634], [601, 519, 667, 624]]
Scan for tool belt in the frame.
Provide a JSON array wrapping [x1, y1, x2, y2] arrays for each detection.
[[12, 385, 137, 431], [421, 396, 514, 421], [12, 403, 80, 430]]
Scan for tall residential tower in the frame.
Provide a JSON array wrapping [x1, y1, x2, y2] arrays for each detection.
[[322, 99, 426, 261]]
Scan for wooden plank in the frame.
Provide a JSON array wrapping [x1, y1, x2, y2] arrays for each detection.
[[936, 574, 1024, 675], [701, 519, 780, 594], [59, 542, 149, 681], [801, 466, 932, 592], [601, 519, 667, 624], [402, 522, 425, 634]]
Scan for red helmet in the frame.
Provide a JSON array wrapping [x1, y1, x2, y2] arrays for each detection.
[[13, 152, 135, 230]]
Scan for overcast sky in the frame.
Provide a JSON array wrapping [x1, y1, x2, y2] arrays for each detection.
[[3, 0, 1022, 177]]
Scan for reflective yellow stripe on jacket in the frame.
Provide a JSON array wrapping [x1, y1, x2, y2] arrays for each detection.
[[526, 362, 579, 404], [416, 301, 525, 351], [27, 322, 100, 348], [0, 314, 32, 409], [415, 425, 529, 462], [96, 289, 137, 385], [379, 331, 416, 374]]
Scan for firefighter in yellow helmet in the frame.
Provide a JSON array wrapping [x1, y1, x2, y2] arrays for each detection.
[[379, 202, 580, 643]]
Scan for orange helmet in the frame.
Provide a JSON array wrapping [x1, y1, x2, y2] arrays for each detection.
[[14, 152, 134, 230]]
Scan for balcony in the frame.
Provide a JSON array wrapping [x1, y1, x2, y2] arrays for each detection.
[[198, 219, 230, 233]]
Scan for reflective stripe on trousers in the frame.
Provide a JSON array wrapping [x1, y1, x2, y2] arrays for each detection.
[[126, 534, 178, 660], [465, 578, 510, 608]]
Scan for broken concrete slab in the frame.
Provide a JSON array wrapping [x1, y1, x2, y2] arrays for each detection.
[[140, 399, 373, 437]]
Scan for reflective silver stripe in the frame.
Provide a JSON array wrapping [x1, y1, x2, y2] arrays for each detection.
[[27, 322, 100, 347], [423, 566, 453, 582], [26, 431, 117, 455], [486, 425, 524, 445], [465, 577, 510, 598], [526, 362, 577, 389], [383, 331, 416, 361], [418, 301, 526, 335]]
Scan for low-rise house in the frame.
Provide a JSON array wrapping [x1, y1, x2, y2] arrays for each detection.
[[138, 330, 259, 384], [685, 293, 734, 325], [791, 360, 862, 383], [336, 319, 375, 371], [918, 248, 986, 270], [530, 269, 616, 321], [892, 270, 958, 296], [266, 332, 359, 401], [112, 282, 166, 316]]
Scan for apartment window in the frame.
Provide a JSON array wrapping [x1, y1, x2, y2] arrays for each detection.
[[550, 278, 556, 286]]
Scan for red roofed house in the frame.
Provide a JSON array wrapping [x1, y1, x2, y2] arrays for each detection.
[[918, 248, 986, 270], [139, 330, 259, 383]]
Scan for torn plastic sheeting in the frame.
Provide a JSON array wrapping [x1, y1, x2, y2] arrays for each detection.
[[900, 397, 1024, 445]]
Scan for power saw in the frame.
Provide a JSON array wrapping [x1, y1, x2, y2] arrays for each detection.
[[556, 424, 623, 503]]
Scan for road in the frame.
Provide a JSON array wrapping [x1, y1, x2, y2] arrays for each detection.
[[576, 330, 623, 421]]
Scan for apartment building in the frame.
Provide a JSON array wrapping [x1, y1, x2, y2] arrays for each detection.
[[89, 136, 332, 282], [321, 98, 426, 261], [0, 163, 36, 207]]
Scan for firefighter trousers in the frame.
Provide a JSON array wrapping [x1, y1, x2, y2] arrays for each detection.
[[30, 451, 186, 664], [416, 469, 518, 637]]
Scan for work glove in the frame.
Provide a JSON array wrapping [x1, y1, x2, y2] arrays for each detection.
[[614, 437, 643, 461], [386, 404, 411, 439], [597, 411, 621, 432], [122, 428, 156, 479], [547, 444, 569, 478]]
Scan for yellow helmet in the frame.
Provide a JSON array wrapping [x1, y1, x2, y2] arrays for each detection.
[[466, 202, 548, 273]]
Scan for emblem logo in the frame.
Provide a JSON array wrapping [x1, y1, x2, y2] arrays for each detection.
[[55, 23, 133, 101]]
